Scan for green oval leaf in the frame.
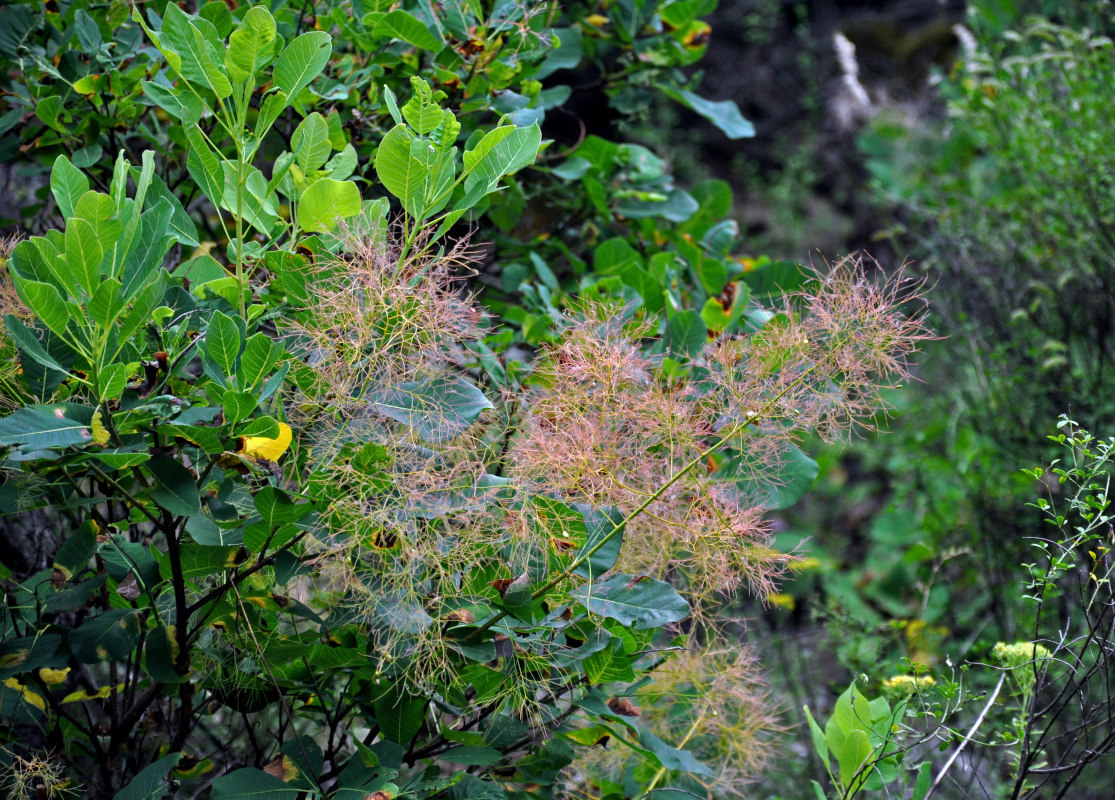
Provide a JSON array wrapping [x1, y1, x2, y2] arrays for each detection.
[[292, 112, 331, 174], [370, 10, 442, 51], [0, 403, 93, 450], [369, 376, 493, 442], [51, 154, 89, 219], [70, 609, 142, 663], [18, 280, 71, 340], [147, 454, 202, 517], [374, 123, 423, 216], [273, 31, 332, 101], [112, 753, 184, 800], [225, 6, 276, 81], [211, 768, 302, 800], [64, 217, 104, 297], [297, 178, 362, 233], [659, 86, 755, 139], [570, 574, 690, 630], [204, 310, 244, 376]]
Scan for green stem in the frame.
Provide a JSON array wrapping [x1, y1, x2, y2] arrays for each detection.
[[638, 713, 706, 800], [212, 93, 248, 317], [234, 159, 247, 317]]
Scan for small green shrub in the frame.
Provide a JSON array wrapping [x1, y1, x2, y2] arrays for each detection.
[[776, 0, 1115, 703], [803, 417, 1115, 800]]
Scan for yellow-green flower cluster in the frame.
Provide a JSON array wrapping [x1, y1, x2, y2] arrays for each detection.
[[881, 674, 936, 702], [992, 641, 1053, 670]]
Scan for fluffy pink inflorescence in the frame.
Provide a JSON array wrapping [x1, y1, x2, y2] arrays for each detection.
[[509, 256, 929, 600]]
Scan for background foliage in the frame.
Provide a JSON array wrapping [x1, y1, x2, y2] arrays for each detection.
[[751, 2, 1115, 798]]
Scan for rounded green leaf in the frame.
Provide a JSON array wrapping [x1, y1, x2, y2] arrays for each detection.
[[374, 123, 423, 215], [204, 310, 245, 376], [18, 280, 71, 340], [457, 124, 541, 210], [221, 389, 258, 426], [297, 178, 361, 233], [64, 217, 104, 297], [225, 6, 276, 82], [374, 684, 426, 745], [4, 315, 69, 375], [573, 504, 625, 579], [88, 278, 125, 329], [292, 112, 331, 174], [36, 95, 64, 131], [273, 31, 332, 101], [370, 10, 442, 51], [111, 753, 184, 800], [368, 376, 494, 442], [0, 404, 93, 450], [51, 154, 89, 219], [147, 455, 202, 517], [570, 574, 691, 630], [99, 362, 129, 402], [161, 5, 232, 98], [660, 86, 755, 139], [836, 729, 875, 792], [211, 768, 302, 800], [141, 80, 205, 125], [70, 609, 142, 663]]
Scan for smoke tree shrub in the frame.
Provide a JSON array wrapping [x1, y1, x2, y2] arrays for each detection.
[[0, 154, 927, 796], [0, 3, 932, 799], [0, 0, 769, 369], [575, 644, 781, 798]]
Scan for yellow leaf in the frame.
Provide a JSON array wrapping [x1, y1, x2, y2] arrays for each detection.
[[767, 592, 795, 611], [263, 754, 301, 782], [239, 422, 293, 462], [4, 677, 47, 713], [62, 683, 125, 703], [681, 21, 711, 48], [39, 667, 70, 685], [584, 14, 610, 26], [174, 758, 215, 779], [91, 408, 110, 446]]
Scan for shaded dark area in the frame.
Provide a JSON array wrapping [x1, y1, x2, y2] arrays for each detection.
[[682, 0, 965, 259]]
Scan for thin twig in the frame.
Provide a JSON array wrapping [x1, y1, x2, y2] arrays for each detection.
[[925, 672, 1007, 799]]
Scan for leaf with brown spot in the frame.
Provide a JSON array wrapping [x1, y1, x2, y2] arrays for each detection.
[[607, 697, 641, 717], [443, 608, 475, 624], [262, 754, 300, 782], [624, 574, 649, 590], [490, 578, 511, 597], [116, 574, 140, 601]]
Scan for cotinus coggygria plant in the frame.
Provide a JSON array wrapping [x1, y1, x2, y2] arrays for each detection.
[[0, 3, 930, 799]]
